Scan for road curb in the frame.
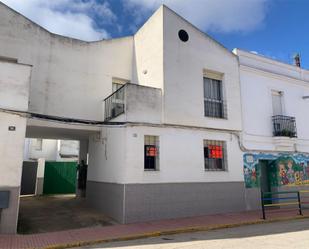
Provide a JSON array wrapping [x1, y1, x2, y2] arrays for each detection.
[[44, 215, 309, 249]]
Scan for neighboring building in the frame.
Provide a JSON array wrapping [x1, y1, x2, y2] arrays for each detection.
[[0, 1, 309, 234], [234, 49, 309, 209], [24, 138, 79, 162], [21, 139, 79, 197]]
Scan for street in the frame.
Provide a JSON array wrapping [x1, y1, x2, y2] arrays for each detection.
[[77, 219, 309, 249]]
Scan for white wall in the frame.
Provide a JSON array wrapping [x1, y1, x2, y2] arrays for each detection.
[[59, 140, 79, 157], [132, 6, 164, 90], [162, 7, 242, 130], [0, 113, 27, 187], [87, 127, 126, 183], [0, 58, 31, 186], [236, 49, 309, 153], [0, 3, 133, 121], [123, 126, 243, 184], [27, 139, 58, 161], [0, 61, 31, 111], [24, 138, 79, 161], [87, 126, 243, 184]]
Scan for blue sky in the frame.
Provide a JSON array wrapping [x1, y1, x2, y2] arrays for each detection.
[[1, 0, 308, 68]]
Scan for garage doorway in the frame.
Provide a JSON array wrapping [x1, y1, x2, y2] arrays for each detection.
[[43, 161, 77, 195]]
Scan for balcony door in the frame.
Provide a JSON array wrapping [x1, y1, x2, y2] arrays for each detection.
[[271, 90, 283, 116]]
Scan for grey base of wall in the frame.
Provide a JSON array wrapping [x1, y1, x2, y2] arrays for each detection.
[[86, 181, 247, 224], [0, 187, 20, 234], [244, 188, 261, 210], [86, 182, 124, 223]]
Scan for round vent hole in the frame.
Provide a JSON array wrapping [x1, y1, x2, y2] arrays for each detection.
[[178, 30, 189, 42]]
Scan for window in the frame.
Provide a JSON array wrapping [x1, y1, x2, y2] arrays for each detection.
[[112, 82, 125, 100], [271, 90, 283, 116], [35, 138, 43, 151], [144, 136, 159, 171], [204, 140, 227, 171], [203, 76, 226, 118]]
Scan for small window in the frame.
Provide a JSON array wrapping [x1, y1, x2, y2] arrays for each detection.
[[144, 136, 159, 171], [112, 78, 129, 100], [204, 140, 227, 171], [35, 139, 43, 151], [112, 82, 125, 100], [203, 76, 226, 119]]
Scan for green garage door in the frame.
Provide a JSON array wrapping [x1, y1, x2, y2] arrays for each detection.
[[43, 161, 77, 195]]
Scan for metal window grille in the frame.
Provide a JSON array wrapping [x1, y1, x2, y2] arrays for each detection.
[[204, 140, 227, 171], [272, 115, 297, 138], [203, 77, 227, 119], [144, 135, 159, 171]]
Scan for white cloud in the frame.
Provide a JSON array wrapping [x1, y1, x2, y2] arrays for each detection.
[[0, 0, 115, 41], [125, 0, 270, 33]]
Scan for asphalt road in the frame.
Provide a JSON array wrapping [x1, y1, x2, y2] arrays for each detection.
[[77, 218, 309, 249]]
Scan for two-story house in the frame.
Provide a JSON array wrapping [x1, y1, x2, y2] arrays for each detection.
[[87, 6, 244, 224], [0, 3, 245, 233], [234, 49, 309, 209], [2, 2, 309, 234]]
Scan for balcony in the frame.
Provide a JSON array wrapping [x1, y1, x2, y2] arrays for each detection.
[[103, 83, 162, 123], [104, 84, 125, 121], [272, 115, 297, 138]]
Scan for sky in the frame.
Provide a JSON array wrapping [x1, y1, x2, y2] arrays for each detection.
[[1, 0, 309, 68]]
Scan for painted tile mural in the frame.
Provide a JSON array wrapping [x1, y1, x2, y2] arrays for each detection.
[[244, 153, 309, 188]]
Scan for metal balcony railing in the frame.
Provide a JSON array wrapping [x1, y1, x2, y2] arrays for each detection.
[[272, 115, 297, 138], [104, 84, 125, 121]]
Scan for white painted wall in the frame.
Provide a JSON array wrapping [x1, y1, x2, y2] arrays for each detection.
[[87, 127, 126, 183], [0, 113, 27, 187], [235, 49, 309, 153], [26, 139, 57, 161], [0, 58, 31, 187], [162, 7, 242, 130], [132, 6, 164, 90], [0, 61, 31, 111], [24, 138, 79, 161], [124, 126, 243, 184], [87, 126, 243, 184], [0, 4, 245, 187], [59, 140, 79, 157], [0, 3, 133, 121]]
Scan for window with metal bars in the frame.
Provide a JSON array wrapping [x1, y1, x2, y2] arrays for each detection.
[[204, 140, 227, 171], [144, 136, 159, 171], [203, 77, 226, 118]]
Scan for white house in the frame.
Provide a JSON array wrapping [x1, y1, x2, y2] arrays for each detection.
[[24, 138, 79, 162], [234, 49, 309, 209], [1, 2, 308, 234]]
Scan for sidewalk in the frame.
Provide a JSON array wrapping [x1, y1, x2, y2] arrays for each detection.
[[0, 209, 308, 249]]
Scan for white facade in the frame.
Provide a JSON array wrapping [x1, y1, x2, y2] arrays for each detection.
[[235, 49, 309, 153], [24, 138, 79, 161], [87, 6, 243, 185], [2, 1, 309, 233], [0, 59, 31, 233]]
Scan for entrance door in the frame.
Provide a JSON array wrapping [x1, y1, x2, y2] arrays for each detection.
[[20, 161, 38, 195], [260, 160, 272, 204], [43, 162, 77, 195]]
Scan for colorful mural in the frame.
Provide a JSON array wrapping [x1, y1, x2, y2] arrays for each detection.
[[244, 153, 309, 188]]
